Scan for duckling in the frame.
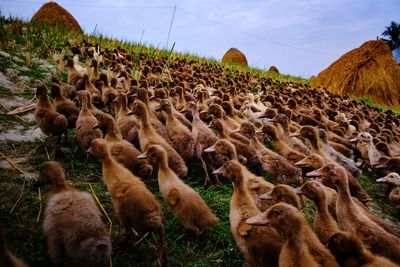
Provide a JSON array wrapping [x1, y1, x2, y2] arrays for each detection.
[[51, 83, 79, 129], [38, 161, 111, 267], [88, 139, 165, 262], [351, 132, 381, 165], [260, 124, 306, 164], [215, 160, 282, 267], [296, 181, 339, 244], [184, 101, 223, 186], [0, 226, 27, 267], [139, 145, 218, 235], [84, 91, 114, 135], [238, 122, 303, 185], [158, 99, 195, 161], [209, 119, 259, 166], [75, 91, 103, 151], [35, 84, 68, 144], [131, 100, 187, 177], [135, 88, 171, 142], [65, 58, 84, 86], [246, 203, 339, 267], [307, 164, 400, 263], [99, 115, 152, 178], [376, 172, 400, 215], [51, 76, 76, 99], [260, 184, 302, 209], [328, 232, 397, 267], [114, 92, 140, 147]]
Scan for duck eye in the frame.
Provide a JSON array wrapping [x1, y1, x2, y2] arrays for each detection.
[[271, 209, 281, 217]]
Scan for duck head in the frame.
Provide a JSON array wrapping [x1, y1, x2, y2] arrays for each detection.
[[246, 202, 303, 233], [306, 163, 347, 189], [296, 180, 325, 203], [260, 184, 301, 209], [88, 138, 110, 160], [212, 160, 242, 183], [294, 154, 324, 169], [291, 126, 321, 149], [37, 161, 65, 186], [205, 139, 236, 159], [376, 172, 400, 186], [138, 145, 167, 169]]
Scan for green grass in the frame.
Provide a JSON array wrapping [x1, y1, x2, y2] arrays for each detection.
[[355, 96, 400, 115], [0, 14, 399, 267]]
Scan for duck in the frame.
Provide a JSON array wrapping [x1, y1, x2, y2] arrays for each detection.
[[351, 132, 381, 166], [158, 99, 195, 161], [215, 160, 282, 267], [113, 92, 140, 147], [65, 58, 84, 86], [75, 91, 103, 151], [318, 128, 361, 177], [38, 161, 112, 267], [260, 184, 302, 209], [0, 226, 27, 267], [260, 124, 306, 164], [209, 118, 259, 166], [139, 145, 218, 235], [184, 101, 223, 186], [246, 203, 339, 267], [131, 100, 187, 177], [207, 103, 240, 132], [376, 172, 400, 215], [206, 139, 274, 211], [328, 231, 397, 267], [307, 164, 400, 263], [238, 122, 303, 185], [50, 83, 79, 129], [35, 84, 68, 144], [296, 181, 339, 244], [83, 90, 114, 134], [98, 115, 152, 178], [88, 138, 166, 263]]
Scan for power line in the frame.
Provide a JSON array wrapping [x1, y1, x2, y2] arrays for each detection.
[[0, 0, 174, 9], [176, 7, 338, 57]]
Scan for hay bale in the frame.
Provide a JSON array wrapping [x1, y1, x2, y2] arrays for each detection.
[[311, 40, 400, 106], [268, 66, 279, 73], [221, 48, 248, 66], [31, 2, 82, 32]]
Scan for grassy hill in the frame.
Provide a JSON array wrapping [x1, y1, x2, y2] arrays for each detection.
[[0, 16, 399, 267]]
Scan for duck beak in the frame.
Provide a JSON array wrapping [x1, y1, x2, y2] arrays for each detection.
[[137, 152, 147, 159], [212, 166, 224, 175], [306, 168, 322, 177], [232, 127, 241, 133], [350, 137, 358, 143], [92, 124, 99, 129], [86, 146, 92, 154], [258, 114, 266, 118], [112, 98, 118, 103], [294, 158, 307, 166], [376, 176, 388, 183], [259, 193, 272, 200], [126, 111, 134, 116], [289, 132, 300, 137], [204, 145, 216, 153], [154, 106, 161, 112], [265, 118, 275, 123], [246, 213, 269, 226], [295, 187, 303, 195], [255, 129, 263, 134], [375, 163, 387, 169]]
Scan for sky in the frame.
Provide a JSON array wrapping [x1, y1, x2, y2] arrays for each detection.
[[1, 0, 399, 78]]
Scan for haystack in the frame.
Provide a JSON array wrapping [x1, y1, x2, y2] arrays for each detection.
[[311, 40, 400, 106], [31, 2, 82, 32], [221, 48, 248, 66], [268, 66, 279, 73]]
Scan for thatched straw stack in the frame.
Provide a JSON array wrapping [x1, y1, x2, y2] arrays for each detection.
[[268, 66, 279, 73], [311, 40, 400, 106], [221, 48, 248, 66], [31, 2, 82, 32]]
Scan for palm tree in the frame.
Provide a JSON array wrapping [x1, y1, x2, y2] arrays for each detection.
[[381, 21, 400, 50]]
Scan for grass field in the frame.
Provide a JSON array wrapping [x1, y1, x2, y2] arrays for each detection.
[[0, 15, 399, 267]]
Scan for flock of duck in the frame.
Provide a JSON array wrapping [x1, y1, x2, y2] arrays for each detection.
[[2, 40, 400, 267]]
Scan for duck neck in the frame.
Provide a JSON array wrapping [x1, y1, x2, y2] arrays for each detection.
[[51, 179, 68, 194], [106, 123, 119, 140], [336, 175, 352, 202], [139, 109, 151, 128], [315, 194, 329, 213], [157, 155, 170, 174]]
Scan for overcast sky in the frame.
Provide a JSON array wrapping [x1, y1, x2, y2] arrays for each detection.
[[1, 0, 399, 78]]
